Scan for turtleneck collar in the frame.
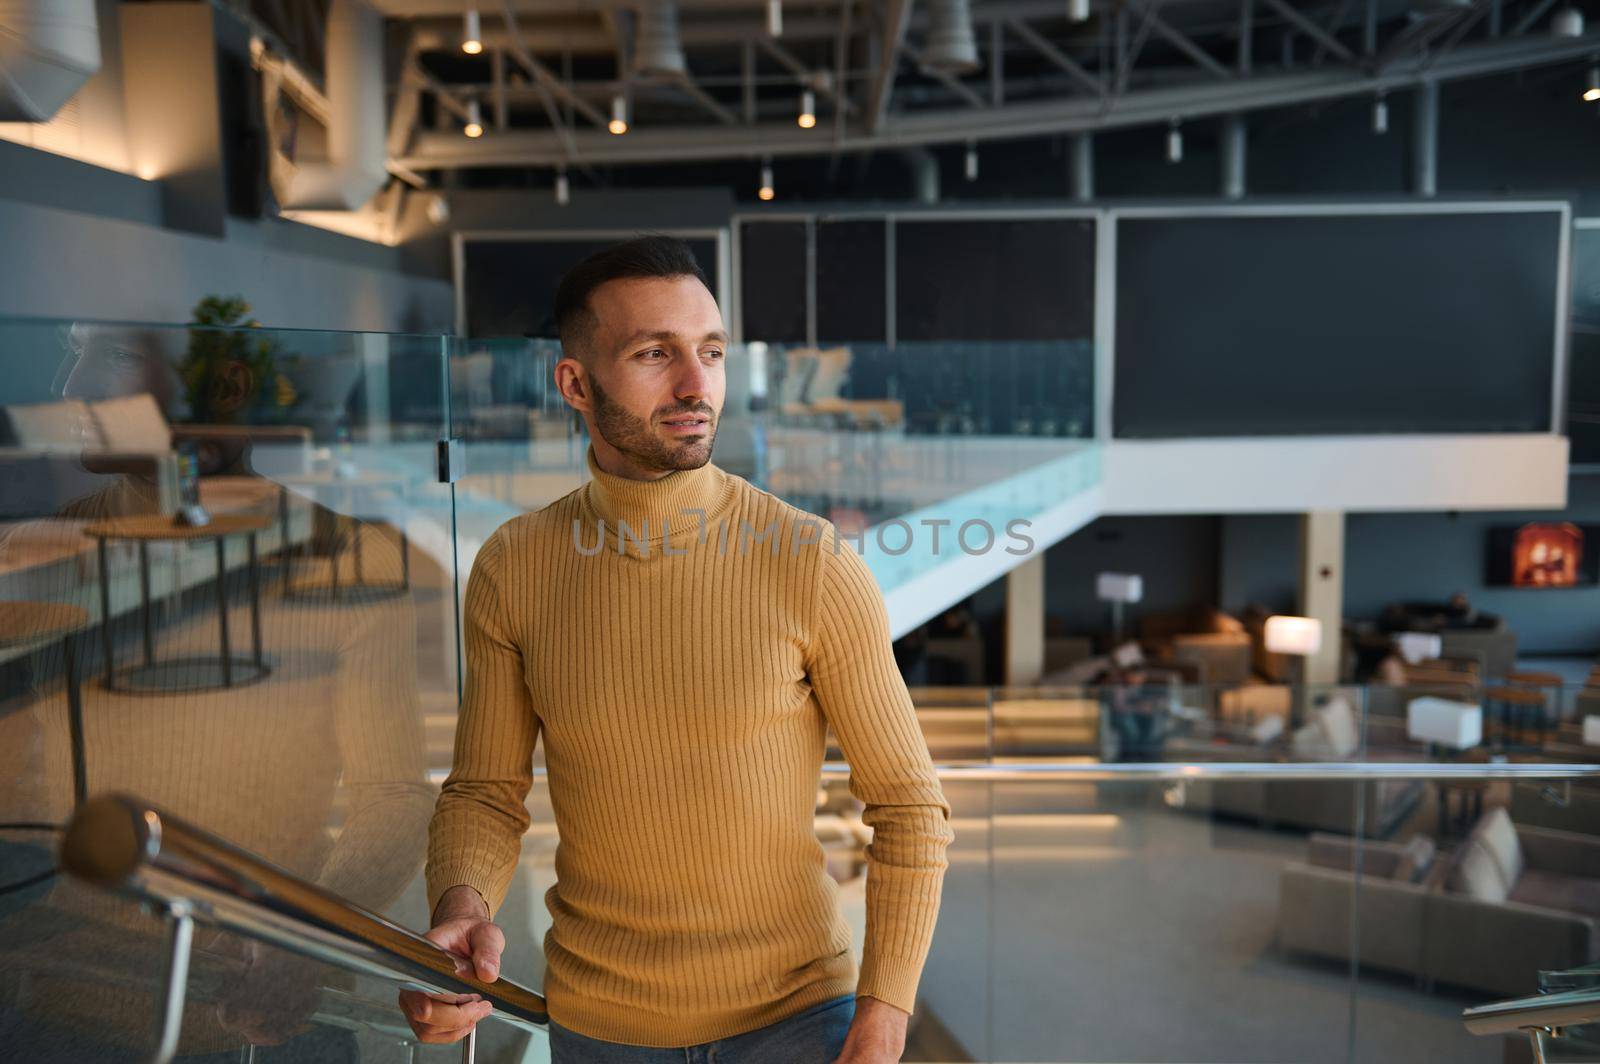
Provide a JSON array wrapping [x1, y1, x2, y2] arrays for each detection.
[[582, 442, 732, 540]]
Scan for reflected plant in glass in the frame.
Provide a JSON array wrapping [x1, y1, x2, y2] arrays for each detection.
[[180, 295, 299, 425]]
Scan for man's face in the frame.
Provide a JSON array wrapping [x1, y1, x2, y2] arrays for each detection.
[[578, 275, 727, 473]]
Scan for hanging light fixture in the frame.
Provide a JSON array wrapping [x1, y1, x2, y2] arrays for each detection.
[[633, 1, 687, 77], [768, 0, 783, 36], [798, 88, 816, 128], [1166, 119, 1183, 163], [555, 168, 570, 206], [462, 8, 483, 54], [964, 140, 979, 181], [464, 98, 484, 138], [1372, 92, 1389, 133], [924, 0, 981, 74], [609, 92, 628, 134], [1552, 6, 1584, 37], [1068, 0, 1092, 21], [758, 158, 775, 201], [1584, 61, 1600, 102]]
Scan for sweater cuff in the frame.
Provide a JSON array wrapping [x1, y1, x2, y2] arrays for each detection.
[[425, 862, 510, 923], [855, 953, 928, 1015]]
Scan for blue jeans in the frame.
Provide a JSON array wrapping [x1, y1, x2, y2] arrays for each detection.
[[548, 994, 856, 1063]]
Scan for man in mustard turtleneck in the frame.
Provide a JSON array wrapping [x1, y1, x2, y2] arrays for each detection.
[[400, 237, 952, 1063]]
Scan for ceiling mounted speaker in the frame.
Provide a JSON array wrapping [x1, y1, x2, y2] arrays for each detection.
[[0, 0, 102, 121], [923, 0, 980, 75], [634, 0, 687, 77]]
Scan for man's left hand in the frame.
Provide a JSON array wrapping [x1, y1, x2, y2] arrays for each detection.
[[830, 995, 907, 1064]]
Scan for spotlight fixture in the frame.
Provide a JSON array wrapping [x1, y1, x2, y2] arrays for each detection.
[[464, 99, 483, 138], [1553, 5, 1584, 37], [768, 0, 783, 36], [1068, 0, 1092, 21], [1372, 92, 1389, 133], [798, 89, 816, 128], [758, 159, 775, 201], [609, 93, 628, 135], [555, 168, 570, 206], [1585, 62, 1600, 102], [462, 8, 483, 54], [1166, 120, 1183, 163], [924, 0, 980, 74], [964, 140, 978, 181]]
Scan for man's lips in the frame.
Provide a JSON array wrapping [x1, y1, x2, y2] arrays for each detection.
[[662, 415, 710, 432]]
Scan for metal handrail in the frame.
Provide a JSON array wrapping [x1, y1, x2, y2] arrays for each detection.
[[1464, 986, 1600, 1061], [59, 793, 546, 1064]]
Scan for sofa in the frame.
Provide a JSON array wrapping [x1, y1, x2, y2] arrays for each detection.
[[1278, 808, 1600, 996]]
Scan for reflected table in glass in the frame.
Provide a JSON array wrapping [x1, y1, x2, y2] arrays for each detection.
[[277, 472, 411, 601], [0, 601, 90, 804], [83, 513, 272, 694]]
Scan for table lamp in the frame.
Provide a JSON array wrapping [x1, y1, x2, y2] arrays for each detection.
[[1096, 572, 1143, 645], [1265, 615, 1322, 725]]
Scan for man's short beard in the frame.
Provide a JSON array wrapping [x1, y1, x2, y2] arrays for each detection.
[[589, 374, 716, 472]]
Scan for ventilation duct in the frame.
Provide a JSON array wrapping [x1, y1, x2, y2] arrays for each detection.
[[265, 0, 386, 211], [634, 1, 687, 78], [923, 0, 980, 75], [0, 0, 102, 121]]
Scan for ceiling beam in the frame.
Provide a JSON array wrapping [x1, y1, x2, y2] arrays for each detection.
[[395, 32, 1600, 167], [865, 0, 913, 133], [1259, 0, 1356, 63], [1005, 18, 1105, 96]]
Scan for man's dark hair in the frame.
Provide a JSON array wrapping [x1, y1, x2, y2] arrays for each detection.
[[554, 235, 708, 361]]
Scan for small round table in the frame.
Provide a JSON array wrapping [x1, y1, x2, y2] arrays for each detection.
[[276, 472, 411, 601], [0, 602, 91, 804], [82, 514, 273, 693]]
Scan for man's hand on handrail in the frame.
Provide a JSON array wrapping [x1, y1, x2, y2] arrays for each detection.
[[397, 885, 504, 1044]]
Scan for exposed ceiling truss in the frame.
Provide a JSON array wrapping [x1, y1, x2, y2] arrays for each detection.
[[254, 0, 1600, 172]]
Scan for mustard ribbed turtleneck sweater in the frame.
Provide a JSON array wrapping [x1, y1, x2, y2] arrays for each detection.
[[425, 443, 953, 1047]]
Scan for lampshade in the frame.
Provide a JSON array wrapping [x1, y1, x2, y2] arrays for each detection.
[[1096, 572, 1143, 604], [1395, 631, 1442, 666], [1407, 697, 1483, 749], [1264, 615, 1322, 656]]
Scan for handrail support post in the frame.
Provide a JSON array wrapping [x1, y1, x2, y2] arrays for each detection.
[[150, 900, 195, 1064]]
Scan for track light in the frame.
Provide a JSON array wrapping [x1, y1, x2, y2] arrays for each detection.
[[1372, 93, 1388, 133], [464, 99, 483, 138], [798, 89, 816, 128], [768, 0, 783, 36], [609, 93, 628, 134], [1068, 0, 1091, 21], [964, 140, 978, 181], [555, 169, 570, 206], [462, 8, 483, 54], [1553, 6, 1584, 37], [1166, 120, 1183, 163], [1585, 62, 1600, 102], [758, 159, 775, 201]]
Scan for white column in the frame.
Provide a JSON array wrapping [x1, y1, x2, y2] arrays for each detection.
[[1297, 510, 1345, 688], [1005, 552, 1046, 686]]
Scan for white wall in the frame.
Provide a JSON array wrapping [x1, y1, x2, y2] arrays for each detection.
[[0, 196, 452, 333], [1103, 435, 1570, 515]]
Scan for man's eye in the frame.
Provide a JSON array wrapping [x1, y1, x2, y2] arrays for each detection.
[[640, 349, 666, 360], [705, 349, 725, 360]]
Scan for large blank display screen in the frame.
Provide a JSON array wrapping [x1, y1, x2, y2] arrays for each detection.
[[1113, 210, 1563, 438]]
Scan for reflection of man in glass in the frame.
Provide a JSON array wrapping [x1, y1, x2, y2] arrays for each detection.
[[405, 237, 952, 1063], [0, 322, 433, 1061]]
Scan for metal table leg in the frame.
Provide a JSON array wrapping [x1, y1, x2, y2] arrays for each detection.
[[139, 541, 154, 667], [248, 533, 263, 671], [97, 537, 113, 690], [353, 520, 365, 584], [279, 487, 292, 595], [65, 632, 85, 807], [400, 527, 411, 591], [330, 517, 343, 600], [215, 537, 233, 687]]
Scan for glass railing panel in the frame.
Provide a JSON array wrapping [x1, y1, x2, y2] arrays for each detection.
[[0, 315, 454, 952]]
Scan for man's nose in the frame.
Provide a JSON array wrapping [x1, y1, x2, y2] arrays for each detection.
[[672, 355, 712, 403]]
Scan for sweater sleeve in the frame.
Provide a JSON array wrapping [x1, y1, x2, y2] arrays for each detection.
[[425, 527, 541, 920], [805, 525, 954, 1014]]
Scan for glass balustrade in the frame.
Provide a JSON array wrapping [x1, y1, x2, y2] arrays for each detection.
[[1, 313, 1596, 1063]]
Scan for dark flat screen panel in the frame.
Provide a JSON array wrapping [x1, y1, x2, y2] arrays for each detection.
[[739, 221, 807, 343], [895, 219, 1096, 341], [1570, 227, 1600, 463], [817, 220, 886, 342], [1113, 211, 1561, 438], [464, 237, 718, 339]]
